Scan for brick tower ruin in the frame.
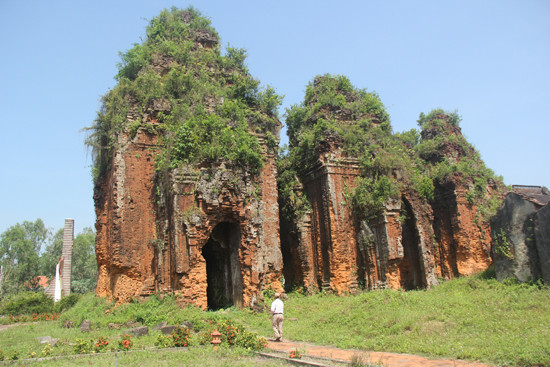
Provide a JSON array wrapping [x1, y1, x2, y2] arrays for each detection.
[[89, 9, 508, 308], [91, 8, 283, 309], [279, 75, 506, 294]]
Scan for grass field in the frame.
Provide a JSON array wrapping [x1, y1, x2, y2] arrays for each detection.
[[1, 271, 549, 366], [231, 273, 550, 366], [0, 347, 292, 366]]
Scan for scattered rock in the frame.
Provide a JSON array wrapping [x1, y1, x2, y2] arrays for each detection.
[[126, 326, 149, 337], [36, 336, 59, 346], [181, 321, 193, 330], [108, 323, 122, 330], [80, 320, 91, 333], [37, 336, 51, 344], [125, 320, 141, 328], [249, 295, 266, 313], [152, 321, 167, 331], [62, 320, 74, 328], [160, 325, 177, 335], [251, 304, 265, 313]]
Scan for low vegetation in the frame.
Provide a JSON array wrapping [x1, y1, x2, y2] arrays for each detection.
[[246, 270, 550, 366], [0, 293, 271, 365], [235, 270, 550, 367], [0, 271, 548, 366]]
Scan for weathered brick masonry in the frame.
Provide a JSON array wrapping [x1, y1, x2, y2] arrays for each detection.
[[95, 122, 283, 308]]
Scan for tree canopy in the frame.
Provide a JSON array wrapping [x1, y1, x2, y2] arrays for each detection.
[[0, 220, 96, 296], [0, 219, 48, 294]]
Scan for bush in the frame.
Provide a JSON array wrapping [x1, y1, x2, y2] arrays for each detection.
[[41, 344, 53, 357], [199, 319, 266, 351], [171, 326, 191, 347], [234, 328, 268, 350], [0, 292, 54, 316], [94, 336, 110, 353], [118, 334, 134, 351], [8, 312, 58, 323], [155, 334, 173, 348], [153, 326, 192, 349], [59, 293, 112, 326], [74, 338, 92, 354], [54, 293, 80, 313]]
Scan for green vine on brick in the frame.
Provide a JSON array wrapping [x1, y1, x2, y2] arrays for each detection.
[[493, 228, 514, 259]]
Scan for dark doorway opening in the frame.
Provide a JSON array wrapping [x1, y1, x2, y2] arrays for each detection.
[[400, 198, 425, 290], [201, 222, 243, 310]]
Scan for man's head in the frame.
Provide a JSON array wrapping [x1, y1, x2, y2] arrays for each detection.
[[274, 292, 280, 299]]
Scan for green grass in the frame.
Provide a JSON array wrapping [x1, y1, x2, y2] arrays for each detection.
[[1, 274, 549, 366], [6, 347, 291, 366], [228, 274, 550, 367]]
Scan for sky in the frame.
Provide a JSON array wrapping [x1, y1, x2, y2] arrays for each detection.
[[0, 0, 548, 236]]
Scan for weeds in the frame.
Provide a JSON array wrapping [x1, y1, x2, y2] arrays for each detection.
[[94, 336, 110, 353], [5, 312, 59, 323], [351, 353, 386, 367], [117, 333, 134, 351], [288, 348, 303, 359], [229, 274, 550, 366], [0, 275, 548, 366], [170, 327, 190, 347]]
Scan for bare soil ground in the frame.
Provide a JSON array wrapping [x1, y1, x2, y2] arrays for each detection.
[[265, 339, 495, 367]]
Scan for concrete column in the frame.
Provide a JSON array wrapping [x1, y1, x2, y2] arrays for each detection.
[[62, 219, 74, 296]]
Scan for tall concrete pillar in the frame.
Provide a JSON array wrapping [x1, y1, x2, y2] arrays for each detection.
[[62, 219, 74, 296]]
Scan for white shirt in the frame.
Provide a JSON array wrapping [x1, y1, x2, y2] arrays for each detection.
[[271, 298, 284, 314]]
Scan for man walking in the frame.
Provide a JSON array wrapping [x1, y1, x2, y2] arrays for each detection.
[[270, 292, 284, 341]]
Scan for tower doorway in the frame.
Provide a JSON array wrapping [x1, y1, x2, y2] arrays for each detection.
[[400, 198, 425, 290], [201, 222, 243, 309]]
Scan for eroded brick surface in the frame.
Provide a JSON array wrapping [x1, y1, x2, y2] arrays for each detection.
[[281, 147, 494, 293], [95, 124, 283, 308]]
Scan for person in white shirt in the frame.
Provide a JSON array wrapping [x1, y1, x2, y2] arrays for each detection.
[[270, 292, 284, 341]]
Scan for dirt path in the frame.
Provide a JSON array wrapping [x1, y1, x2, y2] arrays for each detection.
[[265, 339, 494, 367]]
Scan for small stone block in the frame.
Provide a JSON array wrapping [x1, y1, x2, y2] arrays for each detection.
[[161, 325, 178, 335], [181, 321, 193, 330], [126, 326, 149, 337], [152, 321, 167, 331], [80, 320, 91, 332], [108, 323, 122, 329]]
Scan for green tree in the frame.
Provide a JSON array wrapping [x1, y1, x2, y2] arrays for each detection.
[[39, 229, 63, 278], [0, 219, 50, 295], [71, 227, 97, 293]]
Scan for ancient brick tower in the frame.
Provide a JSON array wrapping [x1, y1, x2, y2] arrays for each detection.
[[279, 75, 505, 294], [90, 9, 506, 306], [91, 8, 283, 309]]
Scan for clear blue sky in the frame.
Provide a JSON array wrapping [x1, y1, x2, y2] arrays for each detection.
[[1, 0, 548, 236]]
